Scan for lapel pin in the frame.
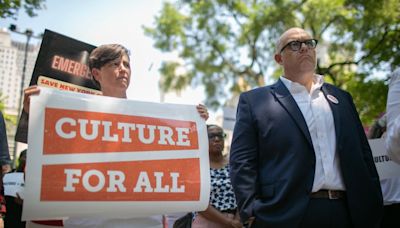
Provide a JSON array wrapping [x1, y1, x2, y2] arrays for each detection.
[[327, 94, 339, 104]]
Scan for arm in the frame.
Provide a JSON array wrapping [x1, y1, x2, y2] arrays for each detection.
[[198, 205, 241, 228], [23, 85, 41, 114], [386, 68, 400, 163], [0, 112, 11, 171], [229, 93, 259, 223]]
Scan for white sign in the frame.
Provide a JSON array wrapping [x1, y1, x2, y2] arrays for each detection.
[[23, 88, 210, 221], [369, 138, 400, 180], [3, 172, 24, 198], [222, 106, 236, 131]]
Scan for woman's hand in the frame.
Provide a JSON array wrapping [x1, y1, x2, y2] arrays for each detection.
[[229, 218, 242, 228], [23, 85, 41, 113], [196, 104, 209, 121]]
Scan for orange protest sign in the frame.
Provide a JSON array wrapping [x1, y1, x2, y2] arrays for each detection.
[[43, 107, 199, 154], [23, 88, 210, 220]]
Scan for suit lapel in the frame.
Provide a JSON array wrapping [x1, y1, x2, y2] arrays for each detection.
[[321, 84, 341, 142], [271, 80, 313, 147]]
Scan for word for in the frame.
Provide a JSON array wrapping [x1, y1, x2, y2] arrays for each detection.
[[63, 169, 185, 193]]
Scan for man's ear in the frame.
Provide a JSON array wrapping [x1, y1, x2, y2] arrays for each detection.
[[91, 68, 101, 83], [274, 53, 283, 65]]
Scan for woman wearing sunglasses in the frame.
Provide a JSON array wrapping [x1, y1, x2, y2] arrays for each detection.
[[192, 125, 241, 228]]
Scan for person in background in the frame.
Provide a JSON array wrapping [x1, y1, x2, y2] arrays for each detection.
[[0, 172, 5, 228], [386, 68, 400, 164], [367, 113, 386, 139], [191, 124, 241, 228], [0, 112, 11, 175], [23, 44, 209, 228], [229, 27, 383, 227], [378, 67, 400, 227], [4, 149, 26, 228], [0, 111, 10, 228]]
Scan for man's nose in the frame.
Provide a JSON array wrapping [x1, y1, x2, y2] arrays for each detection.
[[299, 42, 308, 52]]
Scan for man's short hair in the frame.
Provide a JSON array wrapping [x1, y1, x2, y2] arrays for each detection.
[[89, 44, 130, 88]]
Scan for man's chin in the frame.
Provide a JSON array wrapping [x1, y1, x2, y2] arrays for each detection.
[[299, 63, 316, 72]]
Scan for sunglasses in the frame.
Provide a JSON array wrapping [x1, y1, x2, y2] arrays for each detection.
[[280, 39, 318, 53], [208, 133, 226, 140]]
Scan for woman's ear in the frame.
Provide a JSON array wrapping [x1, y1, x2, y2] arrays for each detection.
[[91, 68, 101, 83]]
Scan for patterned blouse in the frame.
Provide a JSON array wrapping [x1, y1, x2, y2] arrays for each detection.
[[209, 165, 237, 211]]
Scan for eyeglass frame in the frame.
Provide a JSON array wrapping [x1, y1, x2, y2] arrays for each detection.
[[207, 132, 227, 140], [279, 39, 318, 53]]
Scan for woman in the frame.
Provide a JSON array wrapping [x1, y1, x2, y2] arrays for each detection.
[[192, 125, 241, 228], [23, 44, 209, 228], [4, 149, 26, 228]]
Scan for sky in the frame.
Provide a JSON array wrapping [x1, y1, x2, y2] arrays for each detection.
[[0, 0, 216, 118]]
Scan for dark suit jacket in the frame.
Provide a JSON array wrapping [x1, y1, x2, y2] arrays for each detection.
[[229, 79, 383, 228], [0, 111, 11, 165]]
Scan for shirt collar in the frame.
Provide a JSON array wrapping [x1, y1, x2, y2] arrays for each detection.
[[280, 74, 324, 94]]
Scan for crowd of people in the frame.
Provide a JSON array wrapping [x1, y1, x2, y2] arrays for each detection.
[[0, 27, 399, 227]]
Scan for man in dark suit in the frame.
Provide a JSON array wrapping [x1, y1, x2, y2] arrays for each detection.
[[229, 27, 383, 228]]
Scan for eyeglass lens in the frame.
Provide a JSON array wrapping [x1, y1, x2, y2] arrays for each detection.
[[208, 133, 225, 139]]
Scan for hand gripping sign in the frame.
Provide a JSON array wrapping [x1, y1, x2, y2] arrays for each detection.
[[22, 87, 210, 220]]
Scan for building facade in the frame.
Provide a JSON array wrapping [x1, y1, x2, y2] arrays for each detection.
[[0, 28, 40, 160]]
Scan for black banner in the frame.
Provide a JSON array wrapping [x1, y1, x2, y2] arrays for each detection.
[[15, 30, 99, 143]]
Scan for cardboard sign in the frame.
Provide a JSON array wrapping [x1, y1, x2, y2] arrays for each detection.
[[3, 172, 24, 198], [22, 88, 210, 220], [15, 30, 99, 143], [369, 138, 400, 180], [222, 106, 236, 131]]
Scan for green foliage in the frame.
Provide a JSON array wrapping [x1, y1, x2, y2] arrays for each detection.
[[0, 94, 17, 125], [145, 0, 400, 125], [340, 73, 388, 125], [0, 0, 46, 19]]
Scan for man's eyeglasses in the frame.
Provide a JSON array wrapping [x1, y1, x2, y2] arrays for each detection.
[[208, 133, 226, 140], [280, 39, 318, 53]]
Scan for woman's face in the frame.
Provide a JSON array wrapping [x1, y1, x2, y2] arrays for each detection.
[[207, 126, 225, 155], [93, 54, 131, 91]]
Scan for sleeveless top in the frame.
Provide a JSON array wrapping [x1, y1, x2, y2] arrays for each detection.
[[209, 165, 237, 211]]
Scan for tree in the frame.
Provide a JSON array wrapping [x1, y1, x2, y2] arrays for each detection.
[[144, 0, 399, 125], [0, 0, 46, 19], [0, 93, 17, 132], [0, 94, 16, 125]]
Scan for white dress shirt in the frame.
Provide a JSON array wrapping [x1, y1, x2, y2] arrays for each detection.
[[280, 75, 346, 192], [386, 68, 400, 164]]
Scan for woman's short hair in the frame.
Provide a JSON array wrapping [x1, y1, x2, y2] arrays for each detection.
[[89, 44, 130, 88]]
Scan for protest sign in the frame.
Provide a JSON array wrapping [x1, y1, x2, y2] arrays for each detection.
[[3, 172, 24, 198], [22, 88, 210, 220], [370, 138, 400, 180], [222, 106, 236, 131], [15, 30, 99, 143]]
